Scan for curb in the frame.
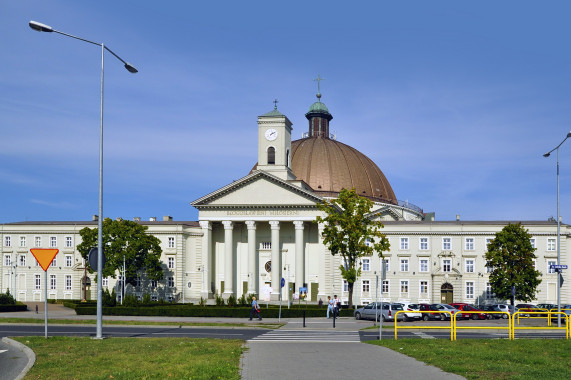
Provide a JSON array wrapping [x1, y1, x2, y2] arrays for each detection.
[[1, 337, 36, 380]]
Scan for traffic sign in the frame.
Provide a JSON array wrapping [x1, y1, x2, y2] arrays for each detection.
[[550, 264, 568, 270], [88, 247, 106, 271], [30, 249, 59, 271], [281, 277, 285, 288]]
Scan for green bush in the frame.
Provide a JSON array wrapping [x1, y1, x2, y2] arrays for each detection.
[[102, 288, 116, 307], [142, 293, 151, 304], [0, 290, 16, 305], [215, 293, 224, 306], [123, 294, 140, 307], [227, 294, 237, 307]]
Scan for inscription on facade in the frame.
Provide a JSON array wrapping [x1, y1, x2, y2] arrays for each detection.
[[226, 210, 300, 216]]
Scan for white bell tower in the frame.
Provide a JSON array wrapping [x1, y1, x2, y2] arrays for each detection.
[[257, 101, 296, 181]]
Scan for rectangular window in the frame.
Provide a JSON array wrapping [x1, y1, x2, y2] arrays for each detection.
[[135, 277, 141, 287], [65, 236, 73, 248], [548, 260, 557, 274], [382, 280, 389, 294], [51, 257, 57, 267], [35, 236, 42, 247], [151, 279, 158, 288], [151, 295, 158, 301], [343, 280, 348, 292], [19, 255, 26, 267], [400, 258, 409, 272], [168, 257, 175, 269], [35, 274, 41, 290], [20, 236, 26, 247], [362, 258, 370, 272], [50, 275, 56, 290], [420, 281, 428, 295], [168, 237, 175, 248], [419, 237, 429, 250], [530, 238, 536, 249], [442, 237, 451, 250], [533, 259, 537, 270], [486, 282, 493, 299], [485, 238, 493, 250], [419, 259, 429, 272], [443, 259, 451, 272], [102, 278, 109, 287], [486, 260, 493, 273], [547, 238, 556, 251], [381, 258, 390, 273], [4, 236, 11, 247], [466, 281, 474, 299], [65, 275, 72, 290], [4, 255, 11, 266], [66, 255, 73, 267], [465, 238, 474, 250], [465, 259, 475, 273], [362, 280, 370, 293], [400, 237, 409, 250], [400, 280, 409, 295], [50, 236, 57, 248]]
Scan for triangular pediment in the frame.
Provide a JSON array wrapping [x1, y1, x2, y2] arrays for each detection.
[[191, 170, 322, 208]]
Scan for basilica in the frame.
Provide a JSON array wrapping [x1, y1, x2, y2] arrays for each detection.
[[1, 91, 569, 306]]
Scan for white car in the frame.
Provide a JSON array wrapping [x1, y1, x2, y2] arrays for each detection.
[[431, 303, 460, 320], [395, 302, 422, 321]]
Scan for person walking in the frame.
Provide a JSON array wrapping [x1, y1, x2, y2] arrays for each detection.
[[333, 295, 340, 319], [326, 296, 334, 318], [250, 296, 262, 321]]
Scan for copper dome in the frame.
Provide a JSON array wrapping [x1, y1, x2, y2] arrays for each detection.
[[290, 136, 397, 204]]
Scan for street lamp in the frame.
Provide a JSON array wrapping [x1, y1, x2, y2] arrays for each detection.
[[543, 131, 571, 328], [29, 21, 137, 339]]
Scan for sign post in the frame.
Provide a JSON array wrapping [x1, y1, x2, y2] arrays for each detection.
[[30, 249, 59, 338]]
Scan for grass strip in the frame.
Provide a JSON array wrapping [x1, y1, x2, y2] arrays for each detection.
[[368, 339, 571, 379], [13, 336, 244, 380]]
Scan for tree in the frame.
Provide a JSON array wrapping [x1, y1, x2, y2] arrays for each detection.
[[316, 188, 390, 307], [77, 218, 164, 286], [485, 223, 541, 305]]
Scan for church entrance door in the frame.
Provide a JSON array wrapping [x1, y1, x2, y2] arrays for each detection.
[[441, 283, 453, 303]]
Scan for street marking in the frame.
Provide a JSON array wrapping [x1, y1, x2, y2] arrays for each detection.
[[249, 330, 360, 343], [0, 350, 8, 354], [412, 332, 436, 339]]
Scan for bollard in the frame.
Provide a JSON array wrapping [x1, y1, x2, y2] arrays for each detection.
[[333, 312, 336, 328], [303, 310, 306, 327]]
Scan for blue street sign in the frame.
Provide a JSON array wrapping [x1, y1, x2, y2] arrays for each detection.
[[550, 264, 568, 270], [281, 277, 285, 288]]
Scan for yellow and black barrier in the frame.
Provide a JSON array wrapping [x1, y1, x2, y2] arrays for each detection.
[[512, 310, 569, 339], [394, 310, 454, 341]]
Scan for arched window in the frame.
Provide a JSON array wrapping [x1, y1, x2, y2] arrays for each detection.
[[267, 147, 275, 165]]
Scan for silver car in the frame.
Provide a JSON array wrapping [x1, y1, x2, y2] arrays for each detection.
[[491, 304, 517, 319], [430, 303, 460, 320], [354, 302, 405, 322]]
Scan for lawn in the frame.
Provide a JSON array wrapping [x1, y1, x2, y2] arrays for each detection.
[[369, 339, 571, 380], [13, 336, 245, 380]]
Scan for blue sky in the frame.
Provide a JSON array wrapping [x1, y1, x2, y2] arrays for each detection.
[[2, 1, 571, 223]]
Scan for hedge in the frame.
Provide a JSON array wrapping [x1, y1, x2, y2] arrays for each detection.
[[73, 305, 355, 318], [0, 304, 28, 312]]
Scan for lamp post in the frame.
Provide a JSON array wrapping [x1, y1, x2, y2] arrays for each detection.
[[543, 131, 571, 328], [29, 21, 137, 339]]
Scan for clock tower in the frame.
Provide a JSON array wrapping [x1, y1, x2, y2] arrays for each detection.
[[257, 102, 296, 181]]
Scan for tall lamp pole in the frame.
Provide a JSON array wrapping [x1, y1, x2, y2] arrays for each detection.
[[29, 21, 137, 339], [543, 131, 571, 328]]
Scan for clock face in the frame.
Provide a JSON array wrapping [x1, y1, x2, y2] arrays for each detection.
[[265, 128, 278, 141]]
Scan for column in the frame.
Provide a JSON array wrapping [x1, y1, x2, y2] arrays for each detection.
[[269, 220, 281, 301], [245, 221, 257, 295], [318, 222, 327, 299], [222, 221, 234, 298], [199, 221, 212, 299], [293, 221, 305, 293]]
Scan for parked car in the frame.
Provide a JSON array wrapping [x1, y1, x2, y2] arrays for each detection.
[[483, 305, 503, 319], [515, 303, 538, 316], [418, 303, 443, 321], [449, 303, 489, 320], [537, 303, 557, 311], [354, 302, 404, 322], [395, 302, 422, 321], [490, 304, 517, 318], [431, 304, 461, 320]]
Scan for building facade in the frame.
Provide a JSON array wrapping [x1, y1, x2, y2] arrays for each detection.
[[1, 93, 569, 306]]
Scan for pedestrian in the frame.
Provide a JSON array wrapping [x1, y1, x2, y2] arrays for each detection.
[[318, 298, 323, 308], [250, 296, 262, 321], [333, 295, 340, 319], [326, 296, 334, 318], [35, 304, 38, 314]]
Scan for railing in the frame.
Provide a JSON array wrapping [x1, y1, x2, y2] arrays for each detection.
[[397, 200, 423, 214]]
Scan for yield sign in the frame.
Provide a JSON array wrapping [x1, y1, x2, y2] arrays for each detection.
[[30, 249, 59, 271]]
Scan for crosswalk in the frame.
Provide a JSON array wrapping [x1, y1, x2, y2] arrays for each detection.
[[248, 329, 361, 343]]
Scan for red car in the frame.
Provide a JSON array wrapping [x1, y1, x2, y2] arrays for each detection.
[[449, 303, 489, 320]]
